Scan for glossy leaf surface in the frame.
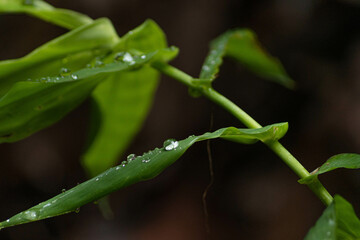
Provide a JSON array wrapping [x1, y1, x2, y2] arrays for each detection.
[[0, 123, 288, 228], [82, 20, 177, 176], [299, 153, 360, 184], [0, 0, 93, 29], [305, 195, 360, 240], [200, 29, 295, 88], [0, 18, 118, 97], [0, 51, 158, 143]]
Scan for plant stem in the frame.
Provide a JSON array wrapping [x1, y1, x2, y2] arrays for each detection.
[[153, 62, 333, 206]]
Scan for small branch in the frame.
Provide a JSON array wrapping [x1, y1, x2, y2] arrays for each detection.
[[153, 62, 333, 206]]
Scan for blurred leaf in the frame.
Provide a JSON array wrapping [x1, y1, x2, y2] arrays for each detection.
[[82, 20, 178, 176], [0, 122, 287, 228], [200, 29, 295, 88], [0, 51, 158, 143], [0, 18, 119, 97], [0, 0, 93, 29], [299, 153, 360, 184], [305, 195, 360, 240]]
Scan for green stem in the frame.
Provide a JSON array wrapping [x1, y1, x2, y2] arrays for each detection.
[[153, 62, 333, 206]]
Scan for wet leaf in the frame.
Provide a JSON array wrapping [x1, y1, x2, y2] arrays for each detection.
[[0, 123, 287, 228]]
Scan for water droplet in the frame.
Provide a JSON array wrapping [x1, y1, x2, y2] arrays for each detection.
[[75, 208, 80, 213], [60, 68, 71, 77], [140, 55, 146, 59], [123, 53, 134, 63], [115, 166, 120, 170], [127, 153, 136, 162], [163, 139, 179, 151], [23, 0, 34, 5], [95, 60, 104, 67], [95, 177, 99, 181], [114, 52, 125, 61], [70, 74, 78, 80], [43, 203, 51, 208], [142, 158, 150, 163], [121, 161, 128, 167], [40, 77, 48, 83], [6, 219, 10, 223], [24, 210, 37, 220], [202, 65, 210, 71]]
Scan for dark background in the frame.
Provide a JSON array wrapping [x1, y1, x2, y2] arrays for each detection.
[[0, 0, 360, 239]]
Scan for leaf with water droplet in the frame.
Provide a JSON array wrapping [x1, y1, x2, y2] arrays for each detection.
[[82, 19, 178, 177], [304, 195, 360, 240], [0, 123, 287, 229], [199, 29, 295, 89]]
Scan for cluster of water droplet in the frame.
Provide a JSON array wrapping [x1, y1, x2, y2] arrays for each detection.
[[28, 67, 79, 84]]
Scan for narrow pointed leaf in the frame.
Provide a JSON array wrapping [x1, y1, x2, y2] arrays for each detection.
[[0, 0, 93, 29], [0, 18, 119, 97], [0, 123, 288, 228], [200, 29, 295, 88], [82, 20, 177, 176], [0, 51, 159, 143], [305, 195, 360, 240], [299, 153, 360, 184]]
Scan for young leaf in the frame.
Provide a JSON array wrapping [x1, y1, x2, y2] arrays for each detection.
[[0, 51, 158, 143], [299, 153, 360, 184], [200, 29, 295, 88], [0, 18, 119, 97], [0, 123, 288, 228], [0, 0, 93, 29], [304, 195, 360, 240], [82, 20, 177, 177]]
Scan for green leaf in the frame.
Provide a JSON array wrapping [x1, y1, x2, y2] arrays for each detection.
[[200, 29, 295, 88], [82, 20, 178, 177], [0, 123, 288, 228], [0, 51, 158, 143], [0, 0, 93, 29], [0, 18, 119, 97], [305, 195, 360, 240], [299, 154, 360, 184]]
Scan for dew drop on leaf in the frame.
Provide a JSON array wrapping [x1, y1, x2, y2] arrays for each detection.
[[95, 60, 104, 67], [163, 139, 179, 151], [23, 0, 34, 5], [24, 210, 38, 220], [59, 68, 71, 77], [71, 74, 78, 80], [142, 159, 150, 163], [127, 153, 136, 162], [121, 161, 127, 167]]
